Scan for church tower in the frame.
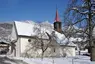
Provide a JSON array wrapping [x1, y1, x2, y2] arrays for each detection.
[[54, 9, 62, 33]]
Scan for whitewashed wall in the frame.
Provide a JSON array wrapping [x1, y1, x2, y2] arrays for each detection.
[[64, 47, 76, 56], [15, 38, 21, 57], [48, 46, 76, 57], [18, 37, 31, 54], [15, 36, 76, 57]]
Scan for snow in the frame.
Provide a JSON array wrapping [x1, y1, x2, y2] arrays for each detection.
[[15, 21, 36, 36], [53, 31, 75, 46], [53, 31, 78, 46], [0, 55, 28, 64], [0, 39, 10, 44], [0, 55, 95, 64], [54, 31, 67, 43], [15, 21, 53, 38], [11, 56, 95, 64], [0, 22, 13, 43], [69, 37, 82, 42], [93, 27, 95, 38], [14, 21, 86, 46]]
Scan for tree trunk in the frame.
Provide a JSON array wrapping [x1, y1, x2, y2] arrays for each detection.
[[41, 51, 44, 59], [91, 46, 95, 61]]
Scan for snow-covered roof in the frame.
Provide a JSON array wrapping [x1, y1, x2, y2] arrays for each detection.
[[15, 21, 36, 36], [53, 31, 76, 47], [14, 21, 53, 39], [0, 39, 10, 44], [69, 37, 86, 42]]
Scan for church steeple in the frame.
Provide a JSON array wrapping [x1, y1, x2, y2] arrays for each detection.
[[54, 9, 62, 33], [55, 10, 60, 22]]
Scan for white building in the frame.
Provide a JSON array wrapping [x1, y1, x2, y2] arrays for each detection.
[[0, 10, 76, 57], [6, 20, 76, 57]]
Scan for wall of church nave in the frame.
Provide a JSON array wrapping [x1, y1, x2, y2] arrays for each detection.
[[62, 46, 76, 56]]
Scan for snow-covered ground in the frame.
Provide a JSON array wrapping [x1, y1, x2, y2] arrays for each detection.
[[0, 55, 28, 64], [10, 55, 95, 64], [1, 55, 95, 64]]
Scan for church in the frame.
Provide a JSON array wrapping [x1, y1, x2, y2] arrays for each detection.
[[0, 10, 76, 57]]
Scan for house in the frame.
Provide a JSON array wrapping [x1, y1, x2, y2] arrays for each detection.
[[0, 23, 13, 55]]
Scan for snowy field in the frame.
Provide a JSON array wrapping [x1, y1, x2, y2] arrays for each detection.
[[0, 55, 95, 64], [12, 56, 95, 64]]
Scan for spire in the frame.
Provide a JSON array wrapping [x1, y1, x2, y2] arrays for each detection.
[[54, 8, 62, 33], [55, 9, 60, 22]]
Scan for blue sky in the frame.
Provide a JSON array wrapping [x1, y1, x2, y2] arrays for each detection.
[[0, 0, 68, 23]]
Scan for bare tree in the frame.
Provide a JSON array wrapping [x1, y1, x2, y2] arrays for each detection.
[[23, 21, 77, 59], [23, 23, 58, 58], [64, 0, 95, 61]]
